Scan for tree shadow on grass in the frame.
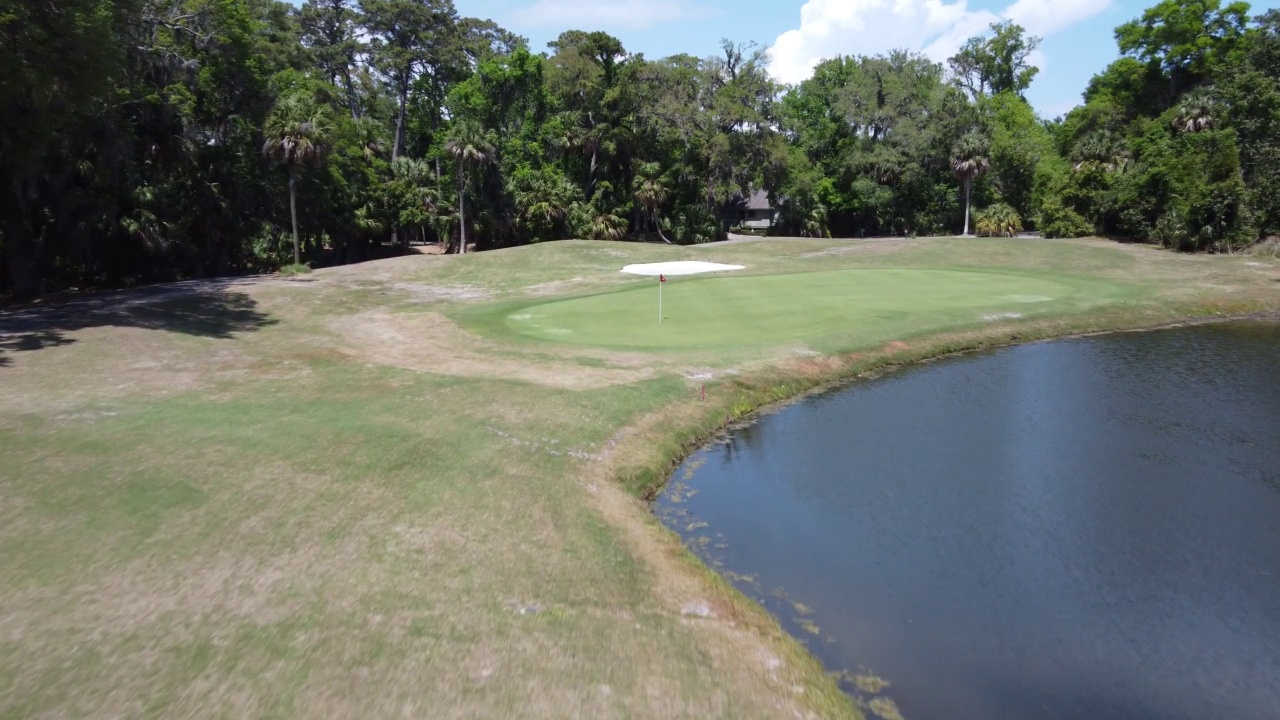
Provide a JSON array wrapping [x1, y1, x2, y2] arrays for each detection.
[[0, 278, 276, 367]]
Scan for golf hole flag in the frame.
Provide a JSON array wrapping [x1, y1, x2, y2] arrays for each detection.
[[618, 261, 745, 324], [658, 274, 665, 323]]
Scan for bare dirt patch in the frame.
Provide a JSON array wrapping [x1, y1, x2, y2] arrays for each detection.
[[320, 253, 437, 277], [789, 355, 844, 378], [391, 282, 492, 302], [796, 238, 919, 258], [525, 276, 590, 297], [329, 311, 652, 390]]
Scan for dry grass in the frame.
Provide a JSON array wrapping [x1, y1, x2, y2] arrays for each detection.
[[328, 310, 652, 390], [1, 237, 1278, 719]]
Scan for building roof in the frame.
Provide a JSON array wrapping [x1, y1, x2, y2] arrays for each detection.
[[746, 190, 772, 211]]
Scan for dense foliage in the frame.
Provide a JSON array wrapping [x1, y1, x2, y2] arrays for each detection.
[[2, 0, 1278, 297], [1044, 1, 1280, 250]]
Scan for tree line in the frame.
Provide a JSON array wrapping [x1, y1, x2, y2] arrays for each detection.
[[2, 0, 1277, 297]]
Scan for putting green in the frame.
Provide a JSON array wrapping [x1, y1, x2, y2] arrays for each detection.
[[502, 268, 1118, 351]]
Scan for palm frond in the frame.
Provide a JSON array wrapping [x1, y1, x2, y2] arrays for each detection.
[[263, 94, 336, 168], [951, 133, 990, 180]]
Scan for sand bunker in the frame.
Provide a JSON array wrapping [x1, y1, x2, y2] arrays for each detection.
[[620, 261, 745, 276]]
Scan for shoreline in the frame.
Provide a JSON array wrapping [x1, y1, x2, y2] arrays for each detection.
[[612, 302, 1279, 501], [594, 303, 1278, 717], [669, 310, 1280, 462]]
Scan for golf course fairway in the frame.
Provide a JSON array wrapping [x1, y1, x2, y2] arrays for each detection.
[[1, 237, 1277, 720], [502, 268, 1119, 350]]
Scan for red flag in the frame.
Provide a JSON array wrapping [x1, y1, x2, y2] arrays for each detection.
[[659, 274, 667, 283]]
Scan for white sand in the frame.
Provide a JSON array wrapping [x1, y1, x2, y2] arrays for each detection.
[[619, 261, 745, 276]]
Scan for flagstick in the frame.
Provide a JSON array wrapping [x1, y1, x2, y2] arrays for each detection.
[[658, 276, 663, 324]]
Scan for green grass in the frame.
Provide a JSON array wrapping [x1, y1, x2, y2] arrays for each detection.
[[488, 267, 1130, 350], [0, 236, 1277, 719]]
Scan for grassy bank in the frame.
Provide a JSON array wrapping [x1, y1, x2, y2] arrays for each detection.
[[1, 237, 1277, 719]]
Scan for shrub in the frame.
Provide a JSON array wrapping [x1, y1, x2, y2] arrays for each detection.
[[1250, 237, 1280, 258], [973, 203, 1024, 237], [663, 204, 723, 245], [1038, 196, 1094, 238], [1124, 125, 1256, 251], [1149, 209, 1193, 250], [251, 223, 294, 269], [279, 263, 312, 276]]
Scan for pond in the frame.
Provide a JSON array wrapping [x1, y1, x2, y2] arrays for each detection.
[[656, 322, 1280, 720]]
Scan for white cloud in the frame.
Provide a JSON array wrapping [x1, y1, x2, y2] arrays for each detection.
[[510, 0, 719, 30], [767, 0, 1111, 86], [1003, 0, 1111, 36], [1039, 98, 1079, 120]]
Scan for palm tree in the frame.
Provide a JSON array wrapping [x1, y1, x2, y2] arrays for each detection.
[[633, 162, 673, 244], [524, 179, 570, 226], [514, 171, 577, 240], [428, 197, 460, 252], [263, 93, 335, 266], [350, 115, 387, 164], [1172, 91, 1217, 134], [390, 157, 438, 244], [444, 120, 494, 255], [1071, 130, 1129, 172], [951, 133, 990, 237], [547, 111, 583, 158], [587, 211, 627, 241], [802, 203, 830, 238]]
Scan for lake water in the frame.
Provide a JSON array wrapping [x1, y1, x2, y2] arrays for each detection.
[[656, 322, 1280, 720]]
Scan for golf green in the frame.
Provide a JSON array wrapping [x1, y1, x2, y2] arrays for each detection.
[[503, 268, 1114, 350]]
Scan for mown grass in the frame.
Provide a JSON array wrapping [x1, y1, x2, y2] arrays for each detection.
[[1, 236, 1277, 719], [475, 267, 1132, 351]]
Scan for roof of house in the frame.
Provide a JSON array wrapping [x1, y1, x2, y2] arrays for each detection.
[[746, 190, 772, 211]]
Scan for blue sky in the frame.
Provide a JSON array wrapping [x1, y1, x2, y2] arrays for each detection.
[[456, 0, 1280, 118], [301, 0, 1280, 119]]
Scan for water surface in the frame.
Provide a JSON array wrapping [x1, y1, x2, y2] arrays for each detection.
[[657, 322, 1280, 720]]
